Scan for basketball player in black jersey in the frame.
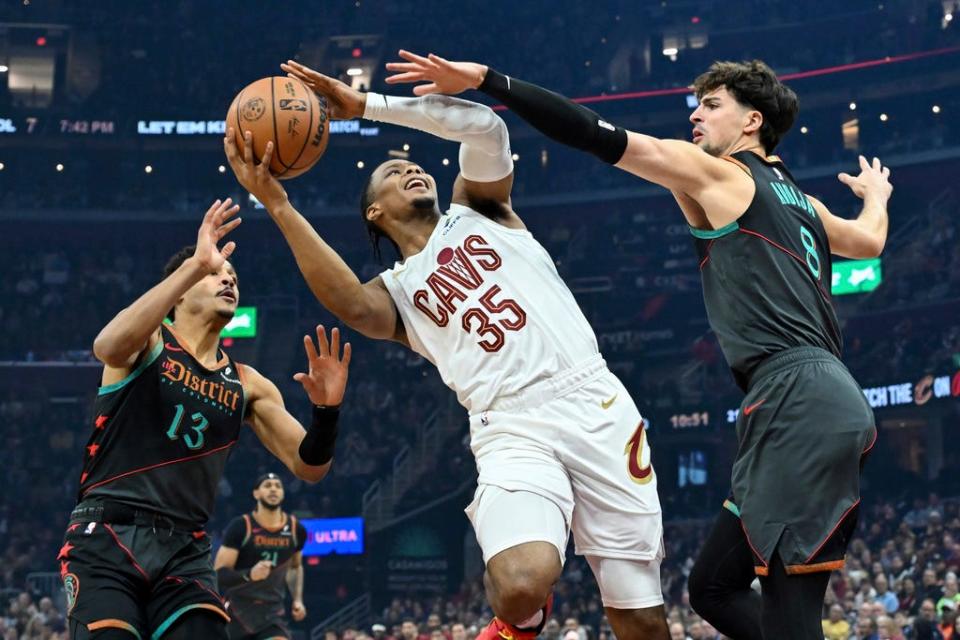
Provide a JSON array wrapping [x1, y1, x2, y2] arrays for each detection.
[[214, 473, 308, 640], [386, 53, 892, 639], [60, 198, 351, 640]]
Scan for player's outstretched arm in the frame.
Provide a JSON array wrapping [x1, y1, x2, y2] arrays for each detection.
[[242, 325, 350, 484], [385, 51, 729, 198], [809, 155, 892, 259], [223, 130, 400, 341], [92, 199, 241, 369], [284, 59, 521, 227]]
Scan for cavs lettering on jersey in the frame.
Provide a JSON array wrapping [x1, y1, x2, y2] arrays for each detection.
[[78, 324, 245, 525], [380, 203, 599, 412], [691, 152, 842, 391]]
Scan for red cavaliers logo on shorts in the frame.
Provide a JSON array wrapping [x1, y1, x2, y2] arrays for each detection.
[[624, 421, 655, 485], [63, 573, 80, 614]]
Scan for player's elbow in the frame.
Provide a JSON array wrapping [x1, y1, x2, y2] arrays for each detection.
[[92, 334, 134, 369], [294, 460, 331, 484]]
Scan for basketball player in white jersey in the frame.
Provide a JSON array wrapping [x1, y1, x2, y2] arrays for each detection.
[[223, 60, 669, 640]]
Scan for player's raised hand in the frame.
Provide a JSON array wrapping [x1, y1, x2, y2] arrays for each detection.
[[193, 198, 241, 272], [838, 155, 893, 202], [293, 325, 351, 407], [249, 559, 273, 581], [385, 50, 488, 96], [291, 600, 307, 621], [223, 128, 289, 211], [281, 60, 366, 120]]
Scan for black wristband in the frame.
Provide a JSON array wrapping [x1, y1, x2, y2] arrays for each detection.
[[478, 67, 628, 165], [217, 566, 249, 590], [298, 405, 340, 466]]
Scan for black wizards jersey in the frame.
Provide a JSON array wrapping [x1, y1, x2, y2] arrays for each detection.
[[692, 151, 842, 391], [77, 324, 246, 526], [221, 513, 306, 618]]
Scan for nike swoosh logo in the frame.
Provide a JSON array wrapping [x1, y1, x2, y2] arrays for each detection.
[[743, 399, 766, 416], [601, 393, 618, 410]]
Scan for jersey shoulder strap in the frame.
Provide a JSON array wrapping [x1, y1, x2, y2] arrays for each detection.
[[241, 514, 252, 546]]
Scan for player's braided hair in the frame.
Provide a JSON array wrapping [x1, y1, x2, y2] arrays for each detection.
[[360, 172, 400, 264], [692, 60, 798, 153], [162, 245, 196, 321]]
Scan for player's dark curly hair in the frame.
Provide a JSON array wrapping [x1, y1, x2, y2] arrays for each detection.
[[360, 172, 400, 264], [692, 60, 798, 153], [162, 245, 196, 321]]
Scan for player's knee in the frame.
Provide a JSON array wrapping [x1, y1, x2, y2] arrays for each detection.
[[486, 554, 557, 622], [606, 607, 668, 640]]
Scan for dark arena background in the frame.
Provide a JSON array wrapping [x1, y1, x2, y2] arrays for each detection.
[[1, 1, 959, 639]]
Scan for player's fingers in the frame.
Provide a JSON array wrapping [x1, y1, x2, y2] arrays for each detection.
[[219, 201, 240, 220], [427, 53, 452, 67], [216, 217, 242, 239], [873, 157, 881, 171], [858, 155, 870, 172], [316, 324, 330, 357], [293, 372, 307, 384], [385, 71, 426, 84], [303, 334, 319, 362], [223, 130, 242, 167], [243, 130, 254, 165], [203, 199, 222, 224], [398, 49, 432, 65], [882, 166, 891, 178], [220, 241, 237, 260], [260, 141, 275, 173], [413, 83, 440, 96], [284, 59, 319, 79], [341, 342, 352, 368], [330, 327, 341, 359], [385, 61, 423, 72], [837, 172, 853, 185]]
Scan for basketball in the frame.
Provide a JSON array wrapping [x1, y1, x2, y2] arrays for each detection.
[[226, 76, 329, 180]]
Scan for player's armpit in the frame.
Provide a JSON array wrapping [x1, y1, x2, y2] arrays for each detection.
[[359, 277, 409, 346], [809, 195, 886, 259], [98, 329, 161, 388], [242, 365, 331, 484], [451, 174, 525, 230], [615, 133, 739, 197]]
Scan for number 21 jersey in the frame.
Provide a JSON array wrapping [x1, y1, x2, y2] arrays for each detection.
[[381, 203, 599, 413]]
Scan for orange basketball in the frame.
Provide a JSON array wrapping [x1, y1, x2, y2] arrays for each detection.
[[226, 76, 329, 180]]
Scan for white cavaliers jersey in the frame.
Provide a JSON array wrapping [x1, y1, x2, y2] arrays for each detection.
[[380, 203, 600, 413]]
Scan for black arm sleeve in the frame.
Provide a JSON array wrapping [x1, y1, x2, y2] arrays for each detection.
[[298, 405, 340, 466], [478, 68, 628, 165]]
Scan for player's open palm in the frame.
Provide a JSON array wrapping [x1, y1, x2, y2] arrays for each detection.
[[385, 50, 487, 96], [223, 128, 288, 211], [281, 60, 365, 120], [838, 155, 892, 202], [193, 198, 241, 272], [293, 325, 351, 407]]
